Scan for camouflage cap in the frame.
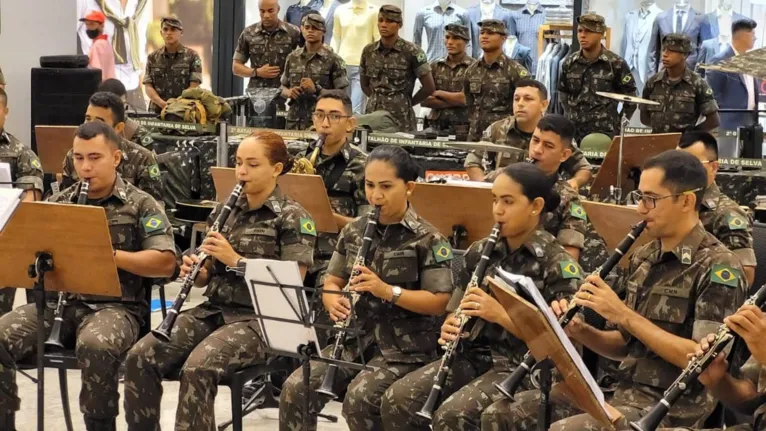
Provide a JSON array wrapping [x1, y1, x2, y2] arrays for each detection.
[[301, 12, 326, 31], [379, 5, 403, 23], [478, 19, 508, 35], [444, 23, 470, 41], [161, 16, 183, 31], [662, 33, 693, 54], [577, 13, 607, 33]]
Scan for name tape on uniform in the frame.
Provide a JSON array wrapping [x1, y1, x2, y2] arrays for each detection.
[[582, 150, 764, 169], [134, 118, 217, 133]]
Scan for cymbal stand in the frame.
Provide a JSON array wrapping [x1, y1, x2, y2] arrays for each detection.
[[612, 113, 630, 203]]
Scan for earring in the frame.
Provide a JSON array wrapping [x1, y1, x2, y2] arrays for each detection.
[[532, 211, 537, 215]]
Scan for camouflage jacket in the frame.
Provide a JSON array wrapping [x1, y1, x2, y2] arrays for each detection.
[[327, 205, 454, 363], [143, 45, 203, 113], [558, 46, 637, 139], [360, 37, 431, 132], [740, 356, 766, 431], [0, 130, 43, 193], [428, 54, 475, 133], [450, 229, 580, 368], [281, 45, 349, 130], [700, 182, 756, 268], [48, 176, 175, 319], [463, 54, 529, 142], [62, 137, 164, 204], [192, 186, 316, 323], [612, 223, 746, 414], [641, 66, 719, 134], [124, 118, 151, 147], [234, 21, 301, 90]]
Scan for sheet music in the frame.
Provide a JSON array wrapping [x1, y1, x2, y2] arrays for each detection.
[[0, 188, 22, 232], [0, 163, 11, 189], [495, 268, 610, 418], [444, 179, 494, 189]]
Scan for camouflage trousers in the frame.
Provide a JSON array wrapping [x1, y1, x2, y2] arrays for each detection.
[[0, 288, 15, 316], [123, 310, 267, 431], [279, 349, 424, 431], [0, 302, 138, 426]]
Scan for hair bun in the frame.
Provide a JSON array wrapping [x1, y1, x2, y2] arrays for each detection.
[[545, 188, 561, 212], [281, 154, 295, 175]]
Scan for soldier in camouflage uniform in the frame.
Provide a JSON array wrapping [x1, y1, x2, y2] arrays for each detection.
[[0, 122, 176, 431], [382, 163, 580, 431], [463, 20, 529, 142], [143, 17, 203, 113], [0, 88, 44, 315], [559, 14, 637, 144], [281, 14, 349, 130], [123, 131, 316, 430], [278, 145, 454, 431], [97, 78, 151, 146], [421, 24, 475, 140], [678, 131, 757, 286], [360, 5, 436, 132], [641, 34, 720, 134], [61, 92, 163, 204], [483, 150, 747, 431]]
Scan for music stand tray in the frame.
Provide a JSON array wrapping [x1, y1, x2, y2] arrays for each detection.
[[582, 202, 650, 268], [34, 125, 77, 175]]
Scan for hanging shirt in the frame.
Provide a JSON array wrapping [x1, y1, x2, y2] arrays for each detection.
[[510, 7, 546, 75], [413, 1, 472, 63]]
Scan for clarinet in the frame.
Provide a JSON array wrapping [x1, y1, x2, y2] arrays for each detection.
[[495, 220, 648, 400], [316, 206, 381, 399], [151, 181, 245, 342], [630, 284, 766, 431], [416, 223, 502, 420], [46, 180, 90, 348]]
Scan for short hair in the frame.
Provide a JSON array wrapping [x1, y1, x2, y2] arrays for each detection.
[[89, 92, 126, 124], [74, 121, 121, 149], [732, 19, 757, 35], [515, 79, 548, 100], [499, 162, 561, 214], [536, 114, 575, 148], [97, 79, 128, 98], [678, 131, 719, 160], [643, 150, 707, 210], [246, 130, 294, 175], [317, 90, 353, 115], [0, 88, 6, 107], [367, 145, 420, 182]]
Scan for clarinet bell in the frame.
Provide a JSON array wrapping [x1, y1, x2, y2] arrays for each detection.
[[416, 385, 443, 420], [493, 378, 516, 402], [44, 322, 65, 349], [316, 365, 339, 399], [629, 402, 669, 431]]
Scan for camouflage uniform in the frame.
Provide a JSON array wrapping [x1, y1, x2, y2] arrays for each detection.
[[62, 137, 164, 204], [641, 34, 719, 134], [143, 41, 203, 113], [123, 186, 316, 430], [381, 229, 580, 431], [0, 176, 174, 430], [700, 182, 757, 269], [483, 223, 747, 431], [281, 44, 349, 130], [278, 206, 455, 431], [559, 14, 637, 144], [124, 118, 151, 147], [234, 21, 301, 91], [0, 130, 44, 314]]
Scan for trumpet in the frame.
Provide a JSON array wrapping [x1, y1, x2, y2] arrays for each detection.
[[416, 223, 502, 420], [316, 206, 381, 399], [291, 134, 326, 174], [495, 220, 648, 400], [151, 181, 245, 342], [630, 284, 766, 431], [46, 179, 91, 348]]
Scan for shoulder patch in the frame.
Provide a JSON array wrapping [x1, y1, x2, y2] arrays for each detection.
[[432, 241, 454, 263], [417, 51, 426, 63], [519, 69, 528, 77], [141, 215, 165, 234], [31, 159, 42, 169], [148, 164, 161, 179], [710, 264, 740, 288], [622, 74, 632, 84], [300, 217, 317, 236], [569, 202, 587, 220], [705, 88, 713, 95], [560, 261, 582, 279], [727, 214, 747, 231]]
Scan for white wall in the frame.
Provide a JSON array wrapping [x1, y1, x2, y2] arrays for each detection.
[[0, 0, 78, 145]]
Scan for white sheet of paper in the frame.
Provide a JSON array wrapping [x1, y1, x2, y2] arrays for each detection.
[[244, 258, 322, 357], [495, 268, 611, 419], [444, 179, 494, 188], [0, 163, 11, 189], [0, 188, 22, 232]]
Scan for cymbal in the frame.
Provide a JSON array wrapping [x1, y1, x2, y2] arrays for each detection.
[[596, 91, 660, 106]]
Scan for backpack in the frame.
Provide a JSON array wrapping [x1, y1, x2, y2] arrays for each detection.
[[160, 98, 208, 124], [160, 88, 232, 124]]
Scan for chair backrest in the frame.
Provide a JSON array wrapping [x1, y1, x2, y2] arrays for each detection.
[[450, 250, 466, 285], [140, 279, 157, 337], [750, 222, 766, 295]]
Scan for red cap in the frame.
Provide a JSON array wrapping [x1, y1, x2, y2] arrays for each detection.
[[79, 11, 106, 24]]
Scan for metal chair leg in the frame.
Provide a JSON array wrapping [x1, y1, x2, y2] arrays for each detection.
[[158, 284, 167, 318], [231, 376, 243, 431], [59, 368, 74, 431]]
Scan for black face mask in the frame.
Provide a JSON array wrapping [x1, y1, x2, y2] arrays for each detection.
[[86, 29, 101, 39]]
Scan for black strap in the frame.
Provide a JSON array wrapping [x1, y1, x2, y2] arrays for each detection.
[[324, 147, 358, 192]]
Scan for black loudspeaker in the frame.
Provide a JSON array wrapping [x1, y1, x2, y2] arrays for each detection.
[[30, 66, 101, 153], [39, 55, 89, 68]]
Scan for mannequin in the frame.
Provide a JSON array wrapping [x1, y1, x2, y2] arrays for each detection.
[[525, 0, 539, 15], [322, 0, 349, 45], [503, 34, 533, 72], [319, 0, 333, 17], [509, 0, 546, 74], [286, 0, 323, 28], [647, 0, 704, 72], [332, 0, 379, 114], [480, 0, 496, 21], [467, 0, 513, 58], [701, 0, 746, 41], [413, 0, 471, 62], [622, 0, 662, 93]]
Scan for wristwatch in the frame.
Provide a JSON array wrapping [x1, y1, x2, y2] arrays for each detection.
[[390, 285, 402, 304], [314, 83, 323, 94]]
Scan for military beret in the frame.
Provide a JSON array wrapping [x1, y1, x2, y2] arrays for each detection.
[[161, 16, 183, 31], [577, 13, 607, 33], [301, 13, 326, 31], [662, 33, 693, 54], [379, 5, 403, 23], [478, 19, 507, 35], [445, 23, 470, 41]]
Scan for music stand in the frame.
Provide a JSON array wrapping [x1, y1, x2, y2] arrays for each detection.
[[410, 183, 495, 249], [590, 133, 680, 203], [582, 202, 650, 269], [0, 201, 121, 431], [34, 126, 77, 174], [211, 167, 338, 234]]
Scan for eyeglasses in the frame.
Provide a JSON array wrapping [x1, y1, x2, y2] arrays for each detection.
[[628, 188, 702, 210], [312, 112, 350, 124]]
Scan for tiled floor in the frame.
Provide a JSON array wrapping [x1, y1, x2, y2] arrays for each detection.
[[12, 284, 350, 431]]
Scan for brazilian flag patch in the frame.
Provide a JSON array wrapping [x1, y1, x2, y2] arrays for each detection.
[[710, 264, 740, 288], [727, 214, 747, 231], [622, 75, 632, 84], [570, 203, 587, 220], [560, 261, 582, 279], [31, 159, 42, 169], [520, 69, 528, 77], [432, 242, 454, 263], [141, 216, 165, 234], [300, 218, 317, 236], [148, 164, 161, 179]]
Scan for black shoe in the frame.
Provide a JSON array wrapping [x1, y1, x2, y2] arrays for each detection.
[[84, 417, 116, 431]]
